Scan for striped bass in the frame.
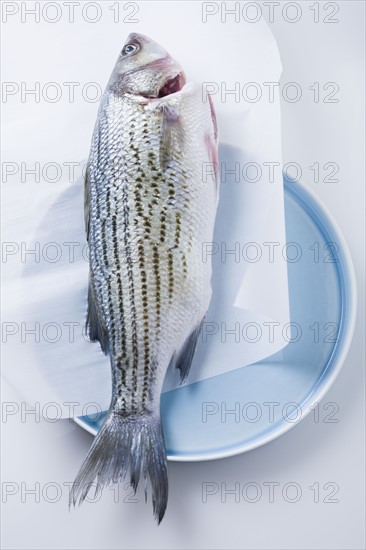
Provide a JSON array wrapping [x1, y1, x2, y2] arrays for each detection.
[[70, 33, 219, 522]]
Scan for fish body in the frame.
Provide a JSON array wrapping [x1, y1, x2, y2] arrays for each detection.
[[71, 33, 218, 522]]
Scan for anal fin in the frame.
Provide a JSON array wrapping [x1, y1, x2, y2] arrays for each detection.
[[174, 319, 204, 384]]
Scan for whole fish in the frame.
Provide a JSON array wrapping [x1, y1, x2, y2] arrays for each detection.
[[70, 33, 219, 522]]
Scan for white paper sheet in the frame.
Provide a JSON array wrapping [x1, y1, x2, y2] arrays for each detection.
[[1, 7, 289, 416]]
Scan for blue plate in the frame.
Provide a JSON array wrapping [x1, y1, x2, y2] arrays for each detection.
[[74, 177, 356, 461]]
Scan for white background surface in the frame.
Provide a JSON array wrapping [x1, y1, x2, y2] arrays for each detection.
[[1, 1, 365, 549]]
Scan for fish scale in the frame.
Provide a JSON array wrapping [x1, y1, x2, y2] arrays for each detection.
[[90, 93, 200, 411], [71, 33, 218, 523]]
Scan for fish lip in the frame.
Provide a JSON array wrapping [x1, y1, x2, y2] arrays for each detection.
[[138, 71, 186, 100], [157, 72, 186, 98]]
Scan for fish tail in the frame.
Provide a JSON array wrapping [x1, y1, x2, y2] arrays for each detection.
[[69, 409, 168, 523]]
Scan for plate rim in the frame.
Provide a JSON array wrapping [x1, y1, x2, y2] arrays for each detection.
[[74, 177, 357, 461]]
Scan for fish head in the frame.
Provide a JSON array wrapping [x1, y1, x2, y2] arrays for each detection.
[[108, 33, 186, 99]]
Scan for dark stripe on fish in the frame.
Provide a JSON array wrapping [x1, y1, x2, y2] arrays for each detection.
[[111, 207, 127, 411], [134, 178, 151, 409], [125, 131, 140, 413]]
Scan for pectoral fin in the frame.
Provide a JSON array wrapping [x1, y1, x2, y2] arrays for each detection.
[[159, 105, 185, 171]]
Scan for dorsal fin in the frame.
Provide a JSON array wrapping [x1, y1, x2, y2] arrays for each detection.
[[86, 278, 109, 354], [84, 166, 90, 241]]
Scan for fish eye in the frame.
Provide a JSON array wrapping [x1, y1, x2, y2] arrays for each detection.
[[122, 43, 139, 56]]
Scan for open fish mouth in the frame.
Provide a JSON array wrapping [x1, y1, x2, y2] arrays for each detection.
[[158, 72, 186, 98]]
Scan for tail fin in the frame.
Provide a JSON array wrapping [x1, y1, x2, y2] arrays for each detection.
[[69, 410, 168, 523]]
